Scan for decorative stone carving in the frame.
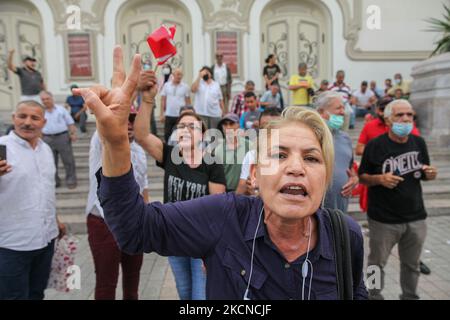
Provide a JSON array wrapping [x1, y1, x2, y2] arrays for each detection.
[[47, 0, 108, 35], [197, 0, 255, 31], [268, 32, 288, 79], [410, 53, 450, 148], [0, 24, 9, 85], [298, 32, 318, 79]]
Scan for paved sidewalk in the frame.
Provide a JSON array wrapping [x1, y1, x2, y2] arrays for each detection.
[[45, 215, 450, 300]]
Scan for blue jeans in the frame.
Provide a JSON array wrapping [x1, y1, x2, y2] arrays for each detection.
[[349, 105, 356, 128], [0, 240, 55, 300], [355, 107, 370, 118], [168, 256, 206, 300]]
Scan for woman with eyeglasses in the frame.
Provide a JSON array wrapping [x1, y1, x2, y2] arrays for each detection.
[[133, 73, 226, 300], [74, 48, 367, 300]]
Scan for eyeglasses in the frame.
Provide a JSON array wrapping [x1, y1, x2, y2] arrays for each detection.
[[176, 123, 202, 131]]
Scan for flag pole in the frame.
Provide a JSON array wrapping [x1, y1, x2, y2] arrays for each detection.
[[154, 64, 159, 72]]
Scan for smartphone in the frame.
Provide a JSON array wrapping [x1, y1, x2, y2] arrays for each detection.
[[0, 144, 6, 161]]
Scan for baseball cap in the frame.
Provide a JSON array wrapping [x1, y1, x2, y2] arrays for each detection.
[[217, 113, 240, 129], [220, 113, 239, 123], [23, 56, 37, 62]]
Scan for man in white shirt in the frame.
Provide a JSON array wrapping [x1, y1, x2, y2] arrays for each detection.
[[191, 66, 224, 130], [40, 90, 78, 189], [159, 68, 191, 142], [0, 100, 65, 300], [351, 81, 377, 118], [211, 53, 232, 113], [86, 110, 149, 300]]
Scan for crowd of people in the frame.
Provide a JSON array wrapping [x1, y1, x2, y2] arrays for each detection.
[[0, 47, 438, 301]]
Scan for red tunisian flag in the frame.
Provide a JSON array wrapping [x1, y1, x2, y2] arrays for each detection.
[[147, 25, 177, 65]]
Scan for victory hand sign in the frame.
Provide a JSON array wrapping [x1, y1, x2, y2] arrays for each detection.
[[73, 46, 141, 177]]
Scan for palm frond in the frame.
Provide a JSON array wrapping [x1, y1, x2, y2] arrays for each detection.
[[425, 4, 450, 56]]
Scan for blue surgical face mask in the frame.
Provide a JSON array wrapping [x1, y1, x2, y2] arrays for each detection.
[[394, 78, 401, 85], [327, 114, 344, 130], [392, 122, 413, 137]]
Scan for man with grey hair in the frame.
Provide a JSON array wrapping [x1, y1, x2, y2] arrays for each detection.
[[316, 91, 359, 212], [40, 90, 78, 189], [359, 99, 437, 300], [0, 100, 65, 299]]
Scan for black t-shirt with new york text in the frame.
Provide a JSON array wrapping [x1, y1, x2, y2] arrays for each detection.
[[157, 143, 226, 203], [358, 133, 430, 224]]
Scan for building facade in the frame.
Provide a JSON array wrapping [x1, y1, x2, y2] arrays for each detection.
[[0, 0, 445, 115]]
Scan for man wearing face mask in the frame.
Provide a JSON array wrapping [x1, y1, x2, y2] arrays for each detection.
[[211, 53, 232, 113], [356, 97, 420, 157], [355, 98, 431, 277], [316, 92, 359, 213], [387, 73, 411, 98], [359, 100, 437, 300], [191, 66, 224, 129]]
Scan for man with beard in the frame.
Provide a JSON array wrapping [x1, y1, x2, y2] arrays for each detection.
[[8, 50, 45, 102]]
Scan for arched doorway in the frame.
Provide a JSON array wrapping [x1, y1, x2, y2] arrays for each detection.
[[117, 0, 193, 82], [0, 0, 45, 113], [260, 0, 331, 105]]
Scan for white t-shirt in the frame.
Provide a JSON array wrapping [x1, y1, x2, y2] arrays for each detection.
[[239, 150, 256, 180], [194, 80, 223, 118], [352, 89, 374, 108], [160, 81, 190, 117], [86, 131, 149, 218], [214, 63, 228, 86]]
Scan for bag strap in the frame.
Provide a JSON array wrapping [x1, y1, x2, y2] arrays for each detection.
[[325, 208, 354, 300]]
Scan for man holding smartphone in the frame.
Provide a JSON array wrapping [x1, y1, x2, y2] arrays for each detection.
[[0, 100, 65, 300]]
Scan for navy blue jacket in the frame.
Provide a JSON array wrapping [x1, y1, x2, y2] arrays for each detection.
[[97, 168, 368, 300]]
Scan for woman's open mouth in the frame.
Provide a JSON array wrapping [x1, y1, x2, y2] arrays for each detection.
[[279, 183, 309, 197]]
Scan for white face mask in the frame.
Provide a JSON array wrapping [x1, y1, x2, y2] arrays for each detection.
[[163, 68, 171, 75], [394, 78, 401, 85]]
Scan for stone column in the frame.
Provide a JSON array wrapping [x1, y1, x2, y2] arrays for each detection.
[[410, 52, 450, 148]]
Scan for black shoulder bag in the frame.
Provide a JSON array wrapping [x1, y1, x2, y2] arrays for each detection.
[[325, 208, 354, 300]]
